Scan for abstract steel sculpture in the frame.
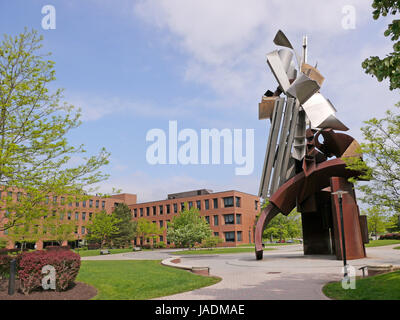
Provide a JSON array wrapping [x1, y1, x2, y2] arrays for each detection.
[[255, 30, 369, 260]]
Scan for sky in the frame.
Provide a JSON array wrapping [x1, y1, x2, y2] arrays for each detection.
[[0, 0, 398, 203]]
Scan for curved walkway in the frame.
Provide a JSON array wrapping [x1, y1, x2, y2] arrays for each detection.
[[81, 244, 400, 300]]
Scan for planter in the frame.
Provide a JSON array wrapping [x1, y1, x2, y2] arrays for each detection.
[[367, 265, 393, 277], [191, 266, 210, 276]]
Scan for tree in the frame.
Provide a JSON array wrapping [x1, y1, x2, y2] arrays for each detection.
[[110, 203, 137, 248], [362, 1, 400, 90], [136, 218, 164, 248], [0, 28, 110, 233], [202, 236, 223, 249], [43, 212, 76, 246], [167, 204, 212, 249], [363, 206, 395, 239], [263, 209, 302, 243], [86, 212, 120, 249]]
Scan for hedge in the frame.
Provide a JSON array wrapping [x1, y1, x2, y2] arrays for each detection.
[[379, 233, 400, 240], [18, 250, 80, 294], [0, 255, 13, 279]]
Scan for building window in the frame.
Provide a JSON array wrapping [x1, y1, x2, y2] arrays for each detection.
[[235, 197, 241, 207], [237, 231, 242, 241], [223, 197, 234, 208], [60, 213, 65, 220], [146, 207, 150, 216], [255, 200, 258, 210], [82, 200, 86, 207], [53, 196, 57, 204], [224, 231, 235, 242], [196, 200, 201, 210], [134, 209, 137, 218], [81, 227, 86, 235], [89, 199, 93, 208], [75, 201, 79, 207], [205, 216, 210, 224], [153, 206, 157, 216], [159, 205, 163, 215], [181, 202, 185, 211], [214, 232, 219, 237], [140, 208, 143, 217], [61, 197, 65, 205], [166, 204, 170, 214], [69, 202, 73, 207], [45, 195, 49, 204], [17, 192, 22, 202], [213, 215, 219, 226], [160, 235, 164, 242], [67, 212, 71, 220], [224, 214, 234, 225], [89, 213, 93, 220], [159, 220, 164, 228], [213, 198, 218, 209], [75, 212, 79, 220], [236, 214, 242, 225], [96, 200, 99, 208], [173, 203, 177, 213], [102, 201, 105, 209], [82, 212, 86, 221], [189, 201, 193, 209], [205, 199, 209, 210]]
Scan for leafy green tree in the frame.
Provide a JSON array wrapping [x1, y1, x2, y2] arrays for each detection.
[[202, 236, 223, 249], [363, 206, 395, 239], [346, 2, 400, 215], [362, 0, 400, 90], [86, 212, 120, 249], [136, 218, 164, 248], [43, 213, 76, 246], [263, 209, 302, 243], [167, 204, 212, 249], [0, 28, 110, 233], [111, 203, 137, 248]]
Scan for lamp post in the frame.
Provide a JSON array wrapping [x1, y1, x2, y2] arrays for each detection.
[[331, 190, 349, 277]]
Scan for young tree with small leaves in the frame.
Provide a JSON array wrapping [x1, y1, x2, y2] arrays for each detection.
[[0, 29, 110, 233]]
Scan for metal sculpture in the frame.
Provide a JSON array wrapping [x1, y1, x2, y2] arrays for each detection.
[[256, 30, 368, 260]]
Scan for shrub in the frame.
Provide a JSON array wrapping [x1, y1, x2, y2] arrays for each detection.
[[202, 236, 224, 249], [379, 233, 400, 240], [18, 250, 80, 294], [0, 239, 7, 249], [154, 241, 166, 249], [0, 255, 13, 279], [45, 245, 71, 251]]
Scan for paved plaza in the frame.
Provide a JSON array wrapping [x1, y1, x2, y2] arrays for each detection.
[[82, 244, 400, 300]]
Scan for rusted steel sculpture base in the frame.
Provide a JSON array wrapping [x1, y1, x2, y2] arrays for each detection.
[[255, 130, 368, 260]]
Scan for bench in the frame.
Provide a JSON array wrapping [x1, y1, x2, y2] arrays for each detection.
[[133, 247, 142, 252], [100, 249, 110, 255]]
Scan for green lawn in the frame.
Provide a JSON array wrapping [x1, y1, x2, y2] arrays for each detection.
[[394, 246, 400, 250], [74, 248, 134, 257], [365, 240, 400, 248], [171, 247, 274, 255], [238, 242, 298, 247], [76, 260, 220, 300], [323, 271, 400, 300]]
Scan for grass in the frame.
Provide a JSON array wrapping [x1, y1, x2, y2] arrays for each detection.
[[76, 260, 220, 300], [394, 246, 400, 250], [365, 240, 400, 248], [237, 242, 298, 247], [322, 271, 400, 300], [171, 247, 275, 255], [74, 248, 134, 257]]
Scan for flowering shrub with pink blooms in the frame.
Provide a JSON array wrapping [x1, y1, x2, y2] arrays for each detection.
[[18, 250, 80, 294]]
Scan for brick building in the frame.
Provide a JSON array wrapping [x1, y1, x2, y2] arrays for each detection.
[[129, 189, 260, 247], [1, 188, 260, 249]]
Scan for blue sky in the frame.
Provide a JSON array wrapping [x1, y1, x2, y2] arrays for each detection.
[[0, 0, 398, 202]]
